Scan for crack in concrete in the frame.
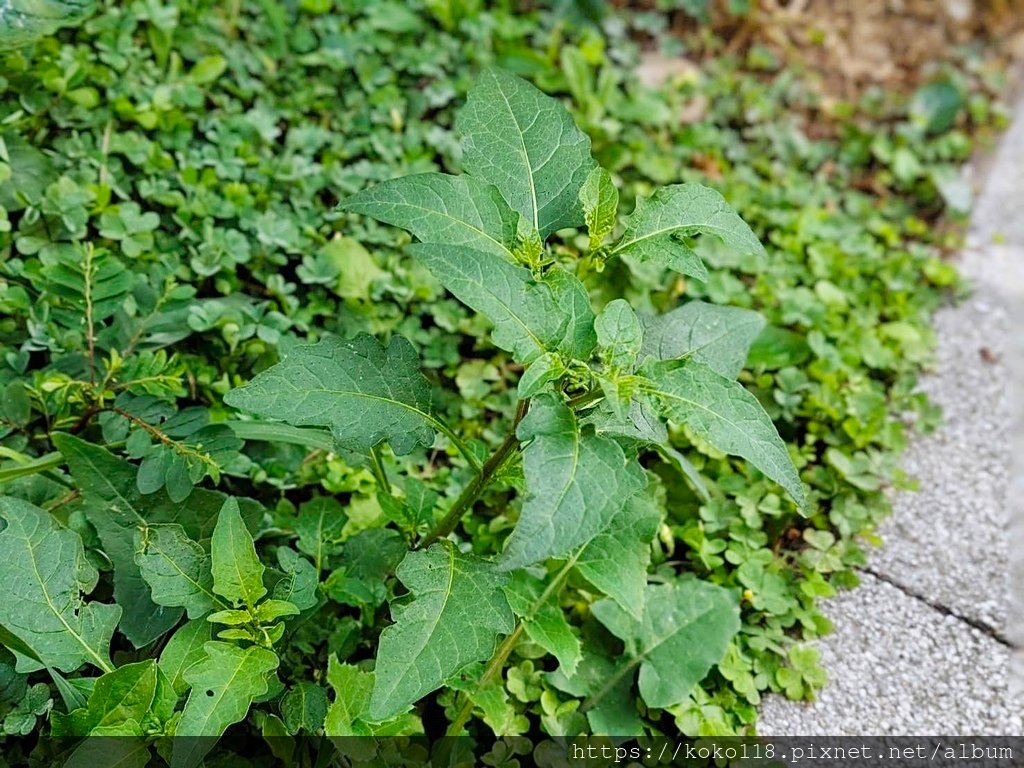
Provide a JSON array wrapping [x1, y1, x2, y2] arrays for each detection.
[[860, 565, 1016, 650]]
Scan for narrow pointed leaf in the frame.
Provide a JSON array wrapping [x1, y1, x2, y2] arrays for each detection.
[[339, 173, 519, 259], [640, 300, 766, 378], [224, 334, 438, 456], [456, 67, 597, 236], [591, 580, 740, 709], [211, 498, 266, 608], [499, 394, 646, 570], [612, 184, 765, 279], [643, 359, 805, 508], [171, 642, 279, 767], [369, 544, 514, 721], [504, 572, 581, 676], [0, 496, 120, 674], [580, 166, 618, 248], [135, 524, 221, 619], [408, 243, 565, 364]]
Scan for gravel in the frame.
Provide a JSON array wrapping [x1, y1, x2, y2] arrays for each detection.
[[758, 92, 1024, 736]]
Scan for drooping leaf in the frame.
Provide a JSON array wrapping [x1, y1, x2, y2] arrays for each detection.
[[325, 656, 374, 737], [595, 299, 643, 370], [273, 548, 319, 611], [339, 173, 518, 260], [135, 524, 222, 619], [547, 651, 642, 735], [642, 359, 806, 508], [51, 434, 260, 647], [224, 334, 438, 456], [579, 166, 618, 249], [612, 184, 765, 279], [159, 620, 211, 695], [59, 660, 176, 737], [640, 300, 766, 378], [543, 267, 597, 360], [280, 682, 329, 735], [591, 580, 740, 709], [407, 243, 565, 364], [369, 544, 514, 721], [171, 642, 279, 768], [504, 572, 581, 676], [456, 67, 597, 236], [293, 497, 347, 573], [499, 394, 646, 570], [211, 498, 266, 608], [575, 488, 662, 620], [0, 496, 119, 674], [62, 736, 151, 768]]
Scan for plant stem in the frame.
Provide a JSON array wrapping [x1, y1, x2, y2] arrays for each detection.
[[369, 446, 392, 497], [446, 552, 580, 736], [434, 421, 483, 474], [418, 400, 528, 548]]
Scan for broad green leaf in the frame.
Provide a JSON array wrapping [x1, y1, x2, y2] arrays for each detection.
[[591, 580, 740, 709], [339, 173, 518, 259], [325, 656, 374, 737], [293, 497, 347, 572], [171, 642, 279, 767], [135, 524, 221, 619], [517, 351, 565, 399], [159, 620, 211, 695], [575, 489, 662, 620], [456, 67, 597, 236], [643, 359, 806, 508], [640, 300, 766, 378], [0, 0, 96, 52], [499, 394, 646, 570], [612, 184, 765, 280], [504, 572, 581, 676], [548, 651, 642, 736], [596, 299, 642, 370], [408, 243, 564, 364], [580, 167, 618, 248], [224, 334, 439, 456], [211, 498, 266, 608], [448, 662, 527, 736], [369, 544, 514, 721], [273, 547, 319, 611], [544, 266, 597, 360], [62, 736, 150, 768], [61, 660, 176, 737], [280, 682, 328, 735], [51, 434, 260, 647], [0, 496, 119, 674]]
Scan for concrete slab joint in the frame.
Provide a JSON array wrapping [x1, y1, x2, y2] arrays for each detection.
[[758, 93, 1024, 736]]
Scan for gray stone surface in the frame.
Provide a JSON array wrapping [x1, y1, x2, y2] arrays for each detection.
[[758, 574, 1021, 736], [758, 92, 1024, 735]]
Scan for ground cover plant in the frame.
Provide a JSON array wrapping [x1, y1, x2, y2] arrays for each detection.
[[0, 0, 1005, 764]]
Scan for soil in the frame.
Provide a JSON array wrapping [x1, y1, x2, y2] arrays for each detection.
[[641, 0, 1024, 99]]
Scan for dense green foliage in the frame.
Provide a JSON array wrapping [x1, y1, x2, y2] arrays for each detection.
[[0, 0, 1002, 763]]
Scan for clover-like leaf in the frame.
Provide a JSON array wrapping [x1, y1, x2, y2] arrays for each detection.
[[369, 544, 514, 721], [0, 496, 120, 674], [499, 394, 646, 570], [339, 173, 519, 260], [612, 184, 765, 279], [640, 300, 766, 378], [456, 67, 597, 236], [591, 580, 740, 709], [642, 359, 806, 507], [225, 333, 438, 456]]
